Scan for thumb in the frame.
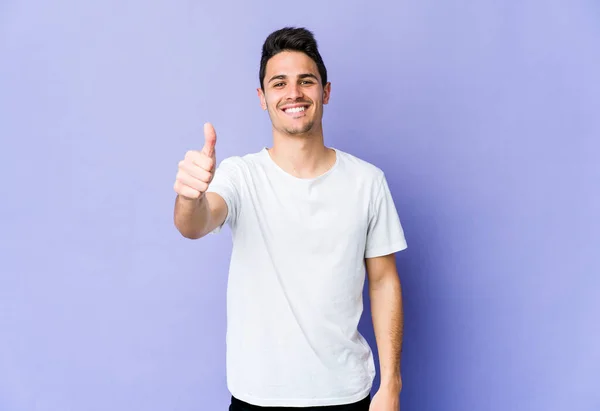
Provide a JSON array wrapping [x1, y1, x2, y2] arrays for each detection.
[[202, 122, 217, 157]]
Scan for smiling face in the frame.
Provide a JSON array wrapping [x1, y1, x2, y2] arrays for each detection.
[[258, 50, 331, 137]]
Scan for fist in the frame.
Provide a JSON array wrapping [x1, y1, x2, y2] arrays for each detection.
[[174, 122, 217, 200]]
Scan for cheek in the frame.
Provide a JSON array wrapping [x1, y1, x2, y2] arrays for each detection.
[[266, 100, 281, 116], [309, 91, 323, 104], [269, 97, 284, 113], [264, 95, 275, 109]]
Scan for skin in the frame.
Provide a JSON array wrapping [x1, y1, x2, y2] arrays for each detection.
[[173, 50, 403, 411], [257, 50, 335, 179], [366, 254, 404, 411]]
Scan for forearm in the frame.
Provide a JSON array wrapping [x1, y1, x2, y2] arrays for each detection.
[[173, 194, 212, 239], [369, 274, 404, 392]]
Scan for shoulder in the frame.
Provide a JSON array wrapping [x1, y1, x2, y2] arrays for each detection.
[[216, 149, 266, 172], [334, 148, 386, 183]]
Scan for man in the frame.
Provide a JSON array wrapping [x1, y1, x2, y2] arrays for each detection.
[[173, 27, 407, 411]]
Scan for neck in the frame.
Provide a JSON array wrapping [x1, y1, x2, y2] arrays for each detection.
[[268, 126, 334, 179]]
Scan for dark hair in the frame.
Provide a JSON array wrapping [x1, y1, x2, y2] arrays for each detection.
[[259, 27, 328, 90]]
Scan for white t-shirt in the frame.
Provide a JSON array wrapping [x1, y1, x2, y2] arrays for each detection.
[[207, 147, 407, 407]]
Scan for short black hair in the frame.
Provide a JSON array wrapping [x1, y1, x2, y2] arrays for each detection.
[[259, 27, 328, 90]]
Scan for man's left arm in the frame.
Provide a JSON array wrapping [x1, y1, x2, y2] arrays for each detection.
[[366, 253, 403, 409]]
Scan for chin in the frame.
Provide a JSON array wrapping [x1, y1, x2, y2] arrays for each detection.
[[284, 122, 315, 136]]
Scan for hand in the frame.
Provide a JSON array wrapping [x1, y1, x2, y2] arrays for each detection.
[[369, 387, 400, 411], [174, 122, 217, 200]]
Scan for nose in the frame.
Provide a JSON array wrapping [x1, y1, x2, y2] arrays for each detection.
[[287, 83, 304, 100]]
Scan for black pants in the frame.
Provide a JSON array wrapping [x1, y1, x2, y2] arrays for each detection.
[[229, 395, 371, 410]]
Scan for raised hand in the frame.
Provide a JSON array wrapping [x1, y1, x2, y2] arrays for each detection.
[[174, 122, 217, 200]]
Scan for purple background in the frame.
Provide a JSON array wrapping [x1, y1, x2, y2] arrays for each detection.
[[1, 1, 599, 410]]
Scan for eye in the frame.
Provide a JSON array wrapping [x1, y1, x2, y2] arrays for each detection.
[[301, 80, 314, 85], [273, 82, 285, 88]]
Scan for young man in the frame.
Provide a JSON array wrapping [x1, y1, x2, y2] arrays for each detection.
[[173, 27, 407, 411]]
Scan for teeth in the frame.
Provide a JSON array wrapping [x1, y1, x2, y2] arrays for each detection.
[[285, 106, 306, 113]]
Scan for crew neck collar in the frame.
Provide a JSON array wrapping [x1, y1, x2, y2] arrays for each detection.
[[261, 147, 339, 182]]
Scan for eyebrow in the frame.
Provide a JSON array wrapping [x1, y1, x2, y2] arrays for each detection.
[[268, 73, 319, 83]]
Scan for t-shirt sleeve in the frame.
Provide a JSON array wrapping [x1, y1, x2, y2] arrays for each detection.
[[365, 172, 408, 258], [206, 157, 241, 233]]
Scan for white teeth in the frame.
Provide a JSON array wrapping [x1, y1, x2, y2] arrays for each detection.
[[285, 106, 306, 113]]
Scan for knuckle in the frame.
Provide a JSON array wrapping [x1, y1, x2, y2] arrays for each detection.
[[175, 170, 186, 181], [207, 157, 216, 170], [185, 150, 199, 161]]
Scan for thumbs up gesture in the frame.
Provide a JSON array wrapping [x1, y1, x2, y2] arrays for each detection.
[[174, 123, 217, 200]]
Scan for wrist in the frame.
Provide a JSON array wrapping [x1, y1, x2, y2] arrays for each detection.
[[179, 193, 204, 206], [380, 375, 402, 394]]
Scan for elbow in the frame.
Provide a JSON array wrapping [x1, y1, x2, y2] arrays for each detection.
[[174, 220, 205, 240], [179, 230, 203, 240]]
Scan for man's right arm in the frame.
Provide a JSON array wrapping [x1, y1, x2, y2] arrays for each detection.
[[174, 192, 227, 239], [173, 122, 226, 239]]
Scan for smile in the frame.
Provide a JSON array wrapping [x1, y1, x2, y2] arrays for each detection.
[[281, 104, 310, 117], [285, 106, 305, 113]]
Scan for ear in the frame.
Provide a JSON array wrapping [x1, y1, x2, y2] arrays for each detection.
[[257, 87, 267, 110], [322, 82, 331, 105]]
